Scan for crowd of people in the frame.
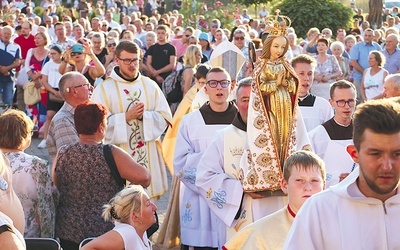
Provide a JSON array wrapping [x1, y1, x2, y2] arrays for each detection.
[[0, 0, 400, 249]]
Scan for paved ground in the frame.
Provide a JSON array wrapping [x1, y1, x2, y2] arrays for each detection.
[[28, 137, 179, 249]]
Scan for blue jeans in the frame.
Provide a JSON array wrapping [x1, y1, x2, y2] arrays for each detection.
[[0, 77, 14, 106]]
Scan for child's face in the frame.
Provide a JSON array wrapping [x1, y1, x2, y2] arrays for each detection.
[[281, 165, 325, 213]]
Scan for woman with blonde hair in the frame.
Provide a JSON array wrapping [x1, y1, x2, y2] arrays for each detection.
[[25, 31, 51, 137], [81, 185, 157, 250], [181, 45, 202, 95]]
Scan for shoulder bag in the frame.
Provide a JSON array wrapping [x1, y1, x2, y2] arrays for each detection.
[[23, 81, 41, 105]]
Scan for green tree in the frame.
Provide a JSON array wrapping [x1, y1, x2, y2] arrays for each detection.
[[273, 0, 353, 39], [234, 0, 273, 7]]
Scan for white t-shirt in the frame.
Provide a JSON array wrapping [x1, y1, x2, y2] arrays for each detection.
[[0, 212, 26, 249], [41, 60, 62, 88], [113, 222, 152, 250]]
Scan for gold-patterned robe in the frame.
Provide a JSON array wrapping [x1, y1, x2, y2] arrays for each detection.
[[240, 57, 308, 192]]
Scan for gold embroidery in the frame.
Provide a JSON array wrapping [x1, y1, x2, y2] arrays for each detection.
[[229, 147, 244, 157], [254, 134, 268, 148], [254, 115, 264, 130], [255, 153, 272, 167], [206, 188, 212, 199], [247, 168, 259, 186]]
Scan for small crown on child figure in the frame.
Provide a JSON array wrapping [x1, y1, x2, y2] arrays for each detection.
[[265, 9, 291, 37]]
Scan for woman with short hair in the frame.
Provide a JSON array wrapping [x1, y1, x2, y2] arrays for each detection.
[[53, 101, 150, 250], [311, 38, 342, 100], [0, 109, 57, 238], [330, 41, 350, 81], [360, 50, 388, 101]]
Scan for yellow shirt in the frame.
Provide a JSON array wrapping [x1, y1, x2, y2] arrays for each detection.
[[223, 207, 294, 250]]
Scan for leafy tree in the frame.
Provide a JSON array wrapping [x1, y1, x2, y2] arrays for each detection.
[[234, 0, 273, 7], [273, 0, 353, 39]]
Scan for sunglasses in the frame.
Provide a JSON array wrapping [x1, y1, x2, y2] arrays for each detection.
[[211, 25, 218, 28], [107, 43, 116, 47], [234, 36, 245, 41], [71, 52, 82, 56]]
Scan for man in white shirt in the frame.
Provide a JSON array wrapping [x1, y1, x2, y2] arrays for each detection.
[[285, 99, 400, 249]]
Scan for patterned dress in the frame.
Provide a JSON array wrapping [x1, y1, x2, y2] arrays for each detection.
[[54, 143, 121, 244], [5, 151, 58, 237]]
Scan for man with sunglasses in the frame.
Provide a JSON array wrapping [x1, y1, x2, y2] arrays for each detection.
[[232, 28, 249, 81], [171, 26, 193, 58], [308, 80, 357, 187], [47, 72, 93, 162], [92, 41, 172, 203], [174, 67, 238, 249]]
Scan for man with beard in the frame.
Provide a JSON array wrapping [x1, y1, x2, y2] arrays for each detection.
[[92, 41, 172, 202], [285, 99, 400, 249]]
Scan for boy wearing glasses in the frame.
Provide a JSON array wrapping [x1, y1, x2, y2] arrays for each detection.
[[308, 80, 356, 187], [92, 41, 172, 202], [174, 67, 237, 249]]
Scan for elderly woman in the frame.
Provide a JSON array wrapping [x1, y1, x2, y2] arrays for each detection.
[[361, 50, 388, 101], [311, 38, 342, 100], [287, 32, 303, 58], [0, 109, 57, 238], [330, 41, 350, 81], [53, 101, 151, 250], [81, 185, 157, 250]]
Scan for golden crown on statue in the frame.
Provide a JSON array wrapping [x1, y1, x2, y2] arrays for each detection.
[[265, 9, 291, 37]]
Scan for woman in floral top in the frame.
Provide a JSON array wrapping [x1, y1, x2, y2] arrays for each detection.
[[0, 109, 58, 238]]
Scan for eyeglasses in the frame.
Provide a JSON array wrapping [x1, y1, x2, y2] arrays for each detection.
[[206, 80, 231, 88], [234, 36, 245, 41], [74, 83, 91, 89], [71, 52, 82, 56], [335, 99, 355, 107], [118, 57, 141, 65], [107, 42, 116, 47]]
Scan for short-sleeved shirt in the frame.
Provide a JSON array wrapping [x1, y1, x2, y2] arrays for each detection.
[[41, 60, 62, 88], [0, 40, 21, 79], [350, 41, 381, 80], [382, 48, 400, 74], [146, 42, 176, 80]]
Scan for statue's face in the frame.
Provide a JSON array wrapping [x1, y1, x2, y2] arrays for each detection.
[[270, 36, 286, 60]]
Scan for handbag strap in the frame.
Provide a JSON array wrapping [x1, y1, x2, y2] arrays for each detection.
[[103, 144, 126, 188]]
